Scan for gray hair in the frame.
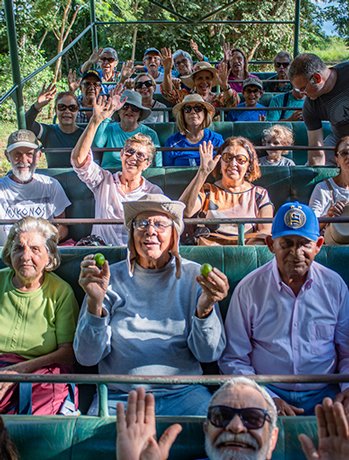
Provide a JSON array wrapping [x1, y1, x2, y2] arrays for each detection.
[[288, 53, 327, 81], [274, 51, 292, 64], [102, 47, 118, 61], [209, 377, 278, 430], [173, 50, 193, 65], [2, 217, 61, 272]]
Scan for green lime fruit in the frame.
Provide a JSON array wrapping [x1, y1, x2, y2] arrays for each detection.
[[94, 253, 106, 268], [200, 263, 213, 277]]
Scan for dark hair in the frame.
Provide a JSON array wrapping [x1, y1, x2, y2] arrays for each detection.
[[216, 136, 261, 182], [335, 136, 349, 156], [0, 417, 19, 460], [55, 91, 79, 107], [288, 53, 327, 81]]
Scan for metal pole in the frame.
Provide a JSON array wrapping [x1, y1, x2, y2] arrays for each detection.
[[294, 0, 301, 57], [89, 0, 98, 51], [4, 0, 26, 129]]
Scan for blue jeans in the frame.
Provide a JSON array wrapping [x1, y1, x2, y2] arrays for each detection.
[[266, 384, 339, 415], [88, 384, 212, 416]]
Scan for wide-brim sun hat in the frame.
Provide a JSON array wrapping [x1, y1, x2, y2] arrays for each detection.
[[172, 94, 215, 118], [272, 201, 320, 241], [123, 193, 186, 235], [119, 89, 151, 122], [181, 61, 219, 89], [324, 204, 349, 245]]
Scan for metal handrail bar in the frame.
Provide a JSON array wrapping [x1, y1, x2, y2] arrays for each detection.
[[0, 217, 347, 226], [96, 20, 295, 26], [0, 373, 348, 385], [77, 106, 304, 112], [0, 84, 18, 105]]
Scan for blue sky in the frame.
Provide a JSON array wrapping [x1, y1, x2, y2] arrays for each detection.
[[315, 0, 338, 35]]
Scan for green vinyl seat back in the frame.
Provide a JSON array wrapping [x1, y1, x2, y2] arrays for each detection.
[[289, 166, 339, 204], [291, 121, 333, 165], [0, 412, 320, 460], [145, 122, 177, 146]]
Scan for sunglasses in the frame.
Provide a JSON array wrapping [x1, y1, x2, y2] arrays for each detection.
[[337, 149, 349, 157], [100, 57, 116, 63], [122, 103, 141, 113], [122, 147, 149, 162], [244, 88, 261, 95], [208, 405, 272, 430], [56, 104, 79, 112], [221, 153, 249, 165], [135, 80, 153, 89], [81, 81, 102, 88], [133, 218, 173, 233], [183, 105, 204, 114], [275, 62, 290, 68]]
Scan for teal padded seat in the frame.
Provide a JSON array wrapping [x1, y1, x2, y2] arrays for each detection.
[[289, 166, 339, 204], [211, 121, 235, 139], [256, 166, 292, 209], [145, 122, 177, 146]]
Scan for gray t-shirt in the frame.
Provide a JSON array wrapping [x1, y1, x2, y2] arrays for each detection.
[[259, 156, 295, 166], [303, 61, 349, 140]]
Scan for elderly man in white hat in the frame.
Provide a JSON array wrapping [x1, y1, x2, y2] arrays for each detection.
[[74, 193, 229, 416], [93, 89, 161, 169]]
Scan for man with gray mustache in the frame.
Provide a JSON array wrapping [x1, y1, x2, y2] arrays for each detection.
[[0, 129, 70, 244], [116, 377, 279, 460]]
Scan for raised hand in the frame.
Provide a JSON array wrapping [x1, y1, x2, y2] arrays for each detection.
[[35, 82, 56, 110], [160, 48, 173, 74], [120, 60, 135, 83], [198, 141, 221, 176], [190, 39, 199, 54], [90, 47, 104, 64], [326, 200, 347, 218], [222, 42, 232, 62], [196, 267, 229, 318], [116, 387, 182, 460], [78, 254, 110, 308], [109, 83, 126, 111], [216, 61, 229, 88], [68, 69, 81, 93], [299, 397, 349, 460]]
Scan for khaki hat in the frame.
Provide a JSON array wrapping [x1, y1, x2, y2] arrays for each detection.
[[123, 194, 186, 235], [243, 77, 263, 91], [6, 129, 41, 154], [172, 94, 215, 118], [181, 61, 219, 89], [119, 90, 151, 122], [324, 205, 349, 245]]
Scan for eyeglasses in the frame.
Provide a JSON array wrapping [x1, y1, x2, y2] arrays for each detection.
[[293, 75, 316, 95], [133, 218, 173, 233], [135, 81, 153, 89], [183, 105, 204, 114], [175, 58, 189, 67], [244, 88, 261, 95], [81, 81, 102, 88], [275, 62, 290, 68], [221, 153, 249, 165], [122, 148, 149, 162], [56, 104, 79, 112], [121, 103, 141, 113], [337, 149, 349, 157], [100, 57, 116, 63], [208, 405, 272, 430]]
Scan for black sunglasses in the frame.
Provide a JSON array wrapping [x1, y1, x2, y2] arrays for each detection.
[[275, 61, 290, 68], [100, 57, 116, 63], [135, 81, 153, 89], [208, 405, 272, 430], [122, 103, 141, 113], [57, 104, 79, 113], [183, 105, 204, 113]]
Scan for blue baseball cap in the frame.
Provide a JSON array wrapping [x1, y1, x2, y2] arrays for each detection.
[[143, 47, 161, 58], [272, 201, 320, 241]]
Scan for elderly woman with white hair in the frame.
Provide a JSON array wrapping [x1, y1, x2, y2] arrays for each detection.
[[74, 194, 228, 416], [0, 217, 79, 414]]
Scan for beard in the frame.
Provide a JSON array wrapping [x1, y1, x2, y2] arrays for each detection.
[[12, 163, 35, 183], [205, 431, 271, 460]]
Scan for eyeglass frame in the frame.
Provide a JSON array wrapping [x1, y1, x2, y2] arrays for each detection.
[[293, 74, 317, 95], [121, 103, 141, 113], [221, 152, 250, 165], [174, 58, 190, 67], [122, 147, 150, 163], [207, 405, 272, 430], [243, 87, 262, 95], [56, 103, 79, 113], [100, 57, 116, 63], [132, 218, 174, 233], [336, 149, 349, 158], [183, 105, 205, 114], [81, 81, 102, 89], [275, 61, 290, 68], [135, 80, 154, 90]]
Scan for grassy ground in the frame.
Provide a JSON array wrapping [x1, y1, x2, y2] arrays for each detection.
[[0, 121, 47, 177]]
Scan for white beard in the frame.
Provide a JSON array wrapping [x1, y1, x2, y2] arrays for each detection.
[[12, 164, 35, 183], [205, 431, 271, 460]]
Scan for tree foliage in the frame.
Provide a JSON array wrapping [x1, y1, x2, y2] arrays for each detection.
[[322, 0, 349, 43]]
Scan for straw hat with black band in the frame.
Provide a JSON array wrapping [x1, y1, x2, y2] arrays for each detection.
[[181, 62, 219, 89], [172, 94, 215, 119]]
